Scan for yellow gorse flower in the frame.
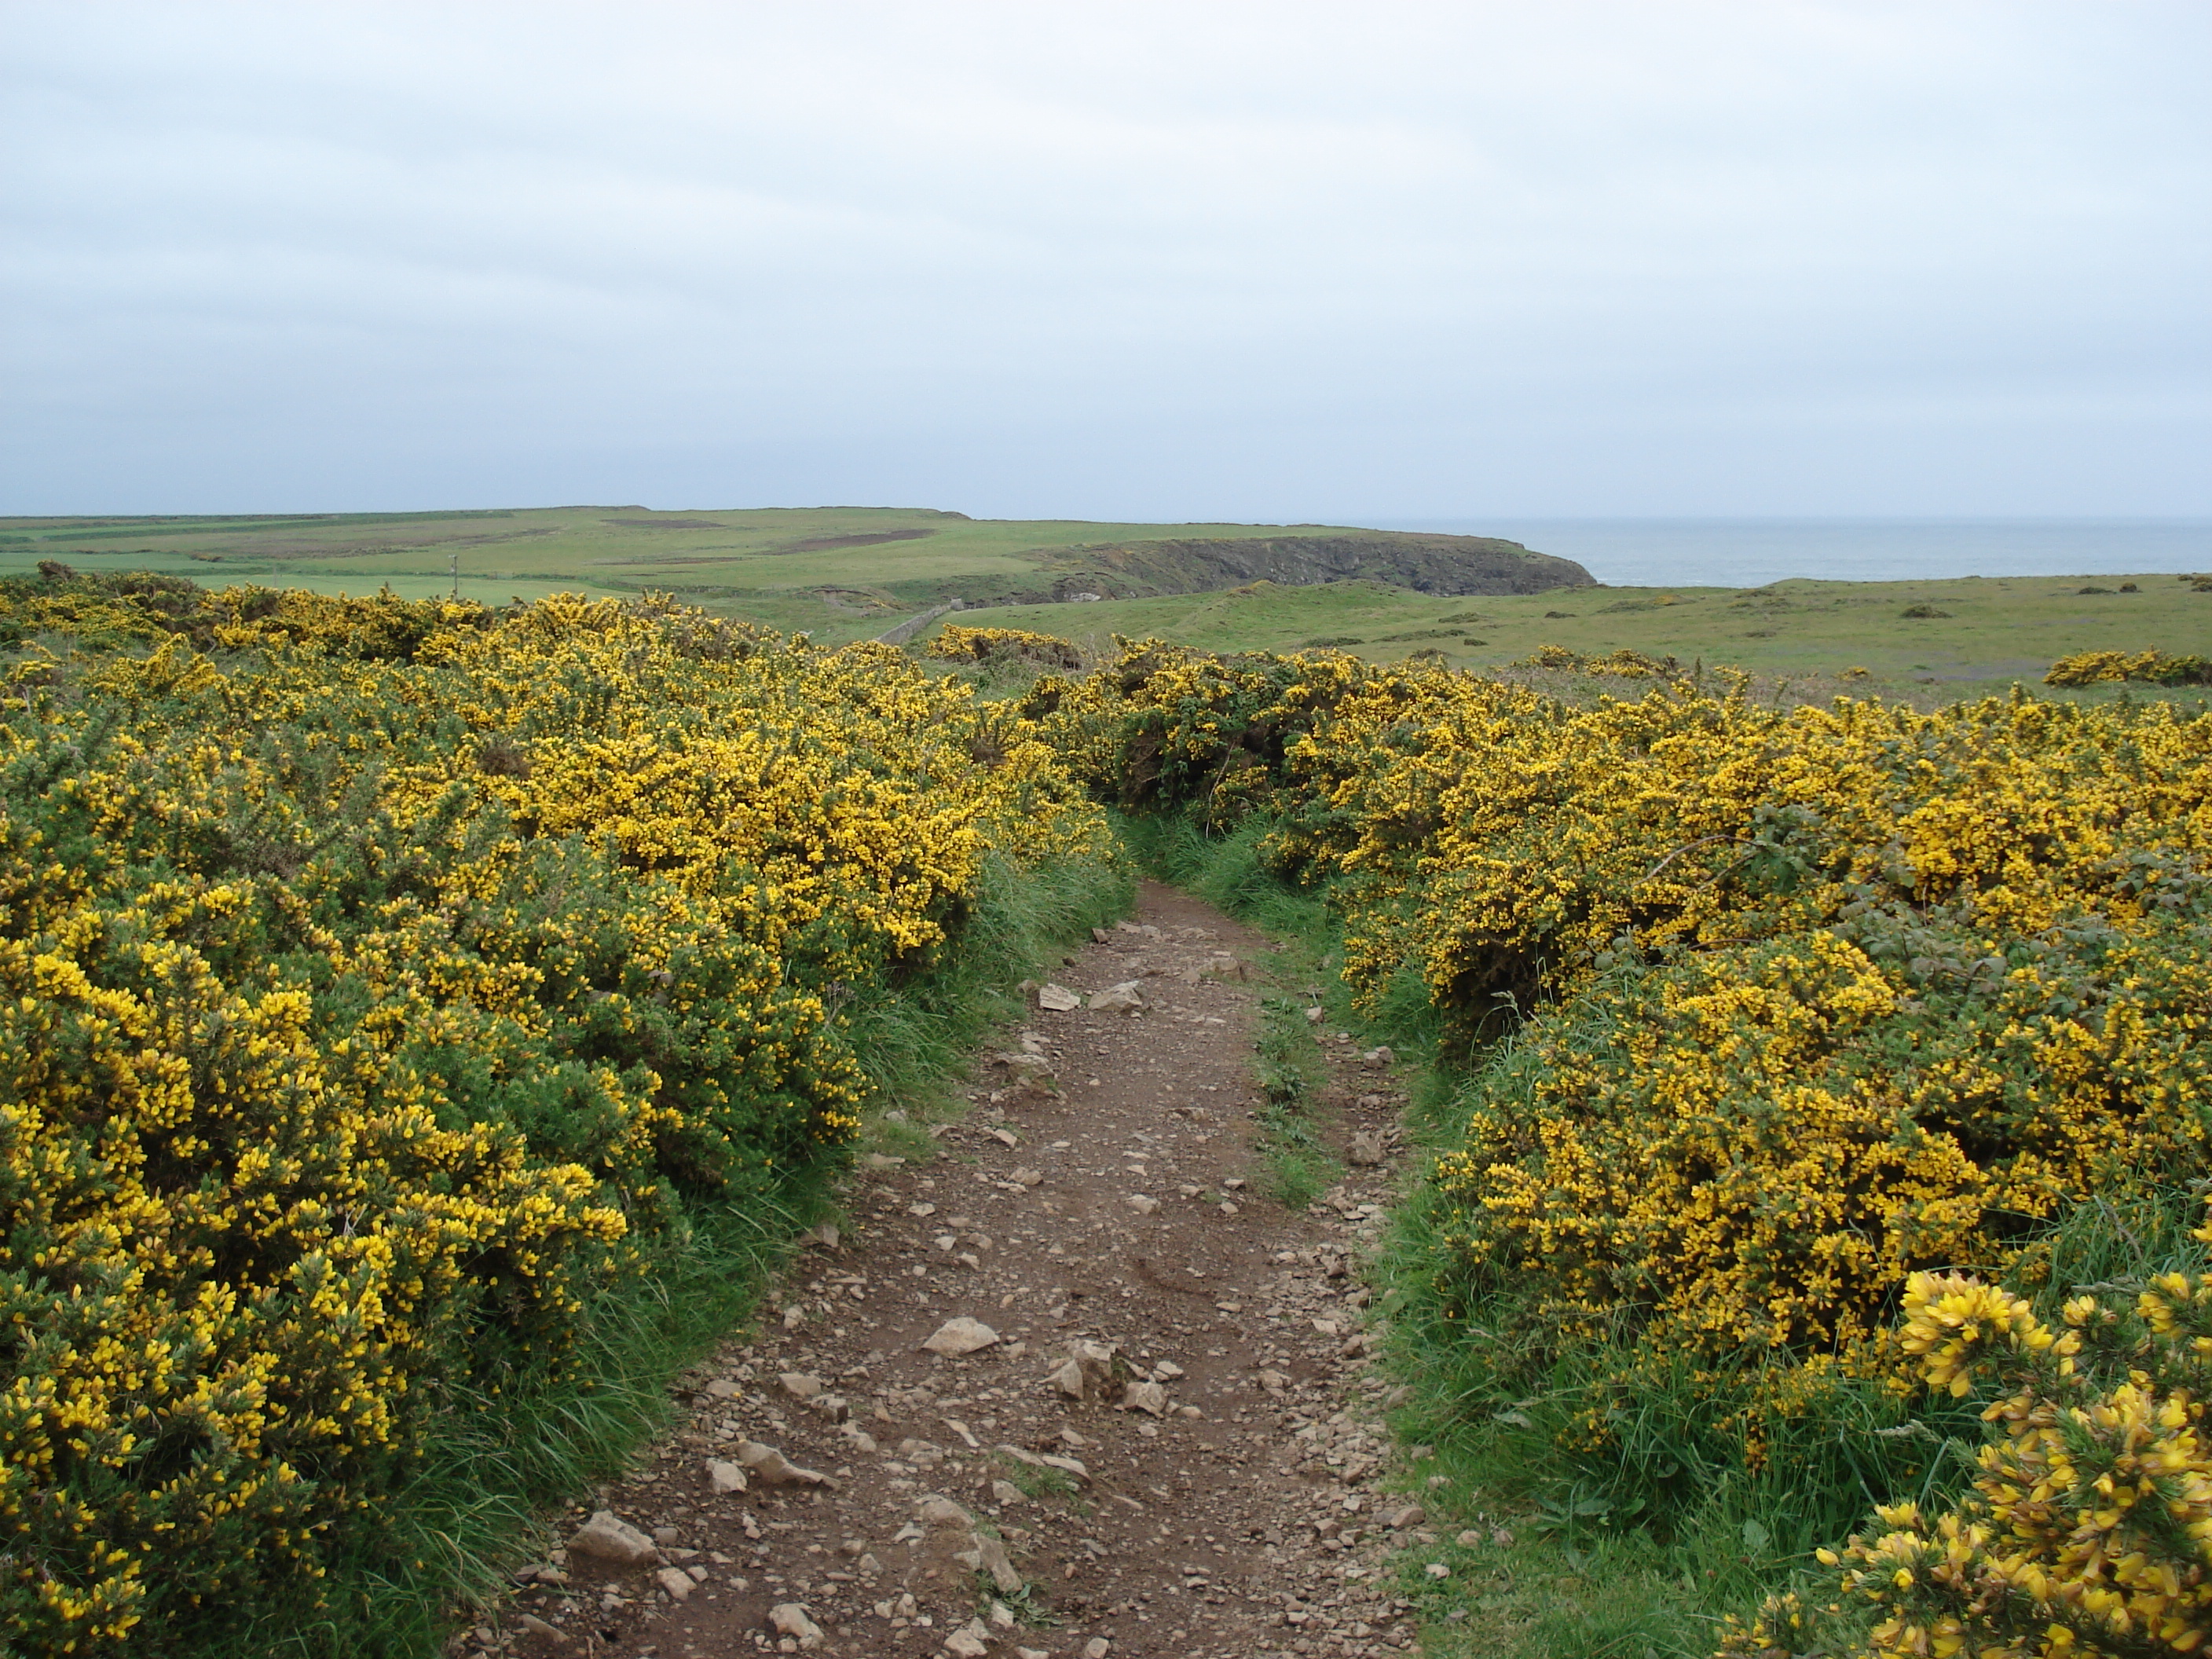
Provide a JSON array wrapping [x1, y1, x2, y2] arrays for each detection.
[[0, 580, 1107, 1651], [1729, 1238, 2212, 1657], [1044, 639, 2212, 1397]]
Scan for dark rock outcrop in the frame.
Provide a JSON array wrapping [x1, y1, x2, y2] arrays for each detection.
[[1060, 533, 1589, 596], [899, 530, 1592, 610]]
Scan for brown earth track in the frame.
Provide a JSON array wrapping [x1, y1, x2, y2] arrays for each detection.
[[487, 882, 1433, 1659]]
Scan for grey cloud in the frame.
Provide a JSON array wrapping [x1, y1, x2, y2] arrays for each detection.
[[2, 0, 2206, 516]]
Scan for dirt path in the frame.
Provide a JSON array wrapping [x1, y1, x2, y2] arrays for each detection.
[[493, 882, 1433, 1659]]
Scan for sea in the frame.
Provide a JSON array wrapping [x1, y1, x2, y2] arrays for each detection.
[[1372, 518, 2212, 591]]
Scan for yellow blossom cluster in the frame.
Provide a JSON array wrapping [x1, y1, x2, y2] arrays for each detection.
[[1720, 1251, 2212, 1658], [0, 580, 1105, 1651], [2045, 649, 2212, 688], [1513, 642, 1686, 677], [0, 567, 501, 659], [1043, 639, 2212, 1448], [1022, 636, 1371, 824], [927, 623, 1085, 671]]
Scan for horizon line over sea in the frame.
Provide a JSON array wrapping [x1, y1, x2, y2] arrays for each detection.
[[1368, 518, 2212, 591]]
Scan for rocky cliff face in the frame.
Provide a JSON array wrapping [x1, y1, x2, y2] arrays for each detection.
[[1061, 533, 1591, 596], [904, 530, 1593, 608]]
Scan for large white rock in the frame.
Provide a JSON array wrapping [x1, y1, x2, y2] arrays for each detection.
[[705, 1458, 746, 1494], [970, 1533, 1024, 1595], [1119, 1379, 1169, 1417], [1044, 1339, 1119, 1401], [1089, 980, 1147, 1013], [1036, 983, 1082, 1011], [921, 1317, 1001, 1357], [917, 1496, 975, 1529], [769, 1602, 826, 1650], [736, 1439, 828, 1486], [569, 1510, 656, 1566]]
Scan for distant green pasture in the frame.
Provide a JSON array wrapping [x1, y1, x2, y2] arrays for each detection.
[[0, 504, 1363, 639], [7, 505, 2206, 690], [945, 572, 2212, 702]]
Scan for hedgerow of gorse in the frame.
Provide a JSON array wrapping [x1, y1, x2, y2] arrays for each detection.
[[926, 622, 1085, 670], [2046, 648, 2212, 688], [1037, 635, 2212, 1647], [0, 577, 1105, 1652], [1041, 637, 2212, 1371]]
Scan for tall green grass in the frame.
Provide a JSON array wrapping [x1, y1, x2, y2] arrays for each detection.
[[1248, 993, 1340, 1210], [1118, 812, 1329, 938]]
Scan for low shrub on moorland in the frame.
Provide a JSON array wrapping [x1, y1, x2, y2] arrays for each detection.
[[926, 622, 1085, 671], [0, 583, 1119, 1654], [1038, 637, 2212, 1647], [2045, 646, 2212, 687], [0, 569, 505, 658]]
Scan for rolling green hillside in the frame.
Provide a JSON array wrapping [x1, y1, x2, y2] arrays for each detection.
[[5, 507, 2204, 697], [976, 570, 2212, 704], [0, 505, 1588, 637]]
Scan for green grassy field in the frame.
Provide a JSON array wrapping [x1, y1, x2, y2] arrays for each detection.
[[6, 505, 2206, 691], [951, 572, 2212, 701], [0, 505, 1425, 638]]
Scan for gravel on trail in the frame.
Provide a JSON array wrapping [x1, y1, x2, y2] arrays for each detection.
[[489, 881, 1429, 1659]]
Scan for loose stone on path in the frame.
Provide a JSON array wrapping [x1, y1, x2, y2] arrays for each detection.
[[496, 881, 1428, 1659]]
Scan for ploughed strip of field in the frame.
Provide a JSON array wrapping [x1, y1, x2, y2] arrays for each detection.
[[495, 884, 1432, 1659]]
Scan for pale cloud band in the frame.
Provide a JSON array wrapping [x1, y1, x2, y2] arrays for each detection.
[[2, 1, 2206, 517]]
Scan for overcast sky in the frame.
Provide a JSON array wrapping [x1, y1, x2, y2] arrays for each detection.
[[3, 2, 2207, 520]]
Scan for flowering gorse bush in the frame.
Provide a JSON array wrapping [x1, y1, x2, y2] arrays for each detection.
[[1511, 642, 1686, 677], [1721, 1235, 2212, 1657], [2045, 648, 2212, 688], [1020, 636, 1370, 825], [1048, 639, 2212, 1452], [0, 567, 501, 659], [0, 583, 1105, 1652], [927, 623, 1084, 671]]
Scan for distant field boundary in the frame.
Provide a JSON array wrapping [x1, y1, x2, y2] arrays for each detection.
[[874, 599, 964, 644]]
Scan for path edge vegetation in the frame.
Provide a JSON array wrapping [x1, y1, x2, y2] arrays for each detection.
[[251, 850, 1135, 1659], [1126, 797, 2212, 1657], [1082, 642, 2212, 1659], [0, 580, 1134, 1657]]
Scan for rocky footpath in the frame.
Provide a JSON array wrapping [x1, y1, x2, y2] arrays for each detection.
[[484, 882, 1444, 1659]]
